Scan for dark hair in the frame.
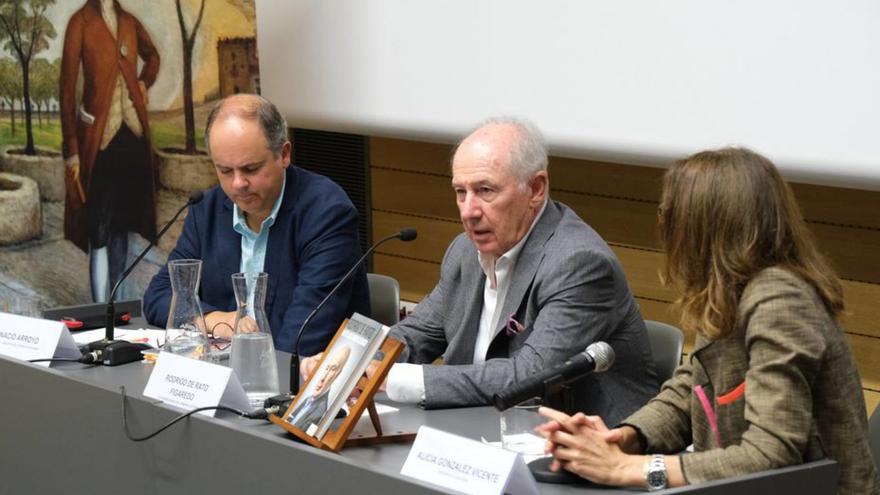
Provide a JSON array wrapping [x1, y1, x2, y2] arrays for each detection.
[[659, 147, 843, 339], [204, 94, 288, 156]]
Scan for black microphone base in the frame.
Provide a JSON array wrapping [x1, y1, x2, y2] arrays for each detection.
[[79, 338, 117, 353], [79, 340, 151, 366], [265, 393, 296, 412], [528, 457, 593, 484], [102, 341, 152, 366]]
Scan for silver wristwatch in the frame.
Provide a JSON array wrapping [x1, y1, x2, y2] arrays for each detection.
[[645, 454, 668, 491]]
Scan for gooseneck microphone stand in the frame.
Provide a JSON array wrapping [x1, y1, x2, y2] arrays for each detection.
[[288, 228, 417, 394], [81, 191, 204, 366]]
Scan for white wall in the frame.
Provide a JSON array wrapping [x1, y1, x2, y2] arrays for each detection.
[[257, 0, 880, 190]]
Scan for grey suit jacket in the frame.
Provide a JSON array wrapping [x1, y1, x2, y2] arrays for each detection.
[[390, 200, 659, 425]]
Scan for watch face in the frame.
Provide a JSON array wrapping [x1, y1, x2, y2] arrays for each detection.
[[647, 469, 667, 489]]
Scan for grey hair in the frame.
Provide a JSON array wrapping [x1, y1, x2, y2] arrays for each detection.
[[455, 116, 549, 184], [204, 95, 289, 156]]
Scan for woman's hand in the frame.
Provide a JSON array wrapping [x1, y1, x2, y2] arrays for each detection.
[[537, 407, 645, 487]]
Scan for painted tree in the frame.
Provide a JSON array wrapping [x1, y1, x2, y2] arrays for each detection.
[[29, 56, 56, 128], [0, 57, 21, 137], [51, 55, 57, 120], [0, 0, 56, 154], [175, 0, 206, 154]]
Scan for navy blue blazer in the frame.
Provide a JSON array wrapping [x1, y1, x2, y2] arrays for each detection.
[[143, 166, 371, 355]]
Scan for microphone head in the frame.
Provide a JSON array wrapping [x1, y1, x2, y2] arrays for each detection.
[[585, 342, 614, 372], [188, 191, 205, 205], [398, 228, 417, 242]]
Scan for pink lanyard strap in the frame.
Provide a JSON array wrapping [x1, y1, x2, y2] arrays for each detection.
[[694, 384, 723, 448]]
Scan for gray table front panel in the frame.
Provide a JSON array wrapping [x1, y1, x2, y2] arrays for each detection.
[[0, 353, 835, 495]]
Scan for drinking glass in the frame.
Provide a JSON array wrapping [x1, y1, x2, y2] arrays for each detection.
[[500, 397, 546, 456]]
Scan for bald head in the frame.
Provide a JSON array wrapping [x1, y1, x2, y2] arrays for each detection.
[[204, 94, 289, 157], [454, 117, 548, 185]]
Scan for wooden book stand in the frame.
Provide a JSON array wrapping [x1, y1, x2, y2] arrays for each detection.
[[269, 331, 416, 453]]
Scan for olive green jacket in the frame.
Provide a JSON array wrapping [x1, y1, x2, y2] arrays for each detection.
[[624, 267, 880, 494]]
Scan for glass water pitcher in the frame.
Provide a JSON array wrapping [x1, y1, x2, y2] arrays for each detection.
[[230, 272, 280, 408], [164, 259, 210, 361]]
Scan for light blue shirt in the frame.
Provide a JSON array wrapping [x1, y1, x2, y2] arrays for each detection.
[[232, 174, 286, 276]]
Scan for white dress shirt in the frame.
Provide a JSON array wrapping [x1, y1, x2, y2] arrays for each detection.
[[386, 200, 548, 403]]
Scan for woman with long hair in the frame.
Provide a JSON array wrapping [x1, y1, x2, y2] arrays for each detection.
[[538, 148, 879, 493]]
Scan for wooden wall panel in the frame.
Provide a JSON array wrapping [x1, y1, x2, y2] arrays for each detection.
[[634, 297, 679, 325], [808, 223, 880, 284], [369, 136, 880, 414], [554, 191, 661, 250], [842, 281, 880, 338], [550, 157, 664, 201], [791, 183, 880, 230], [610, 246, 673, 302], [372, 168, 458, 220], [373, 211, 460, 262], [372, 137, 452, 175]]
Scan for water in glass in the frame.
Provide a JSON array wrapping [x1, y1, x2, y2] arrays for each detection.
[[164, 259, 211, 361], [230, 272, 280, 408]]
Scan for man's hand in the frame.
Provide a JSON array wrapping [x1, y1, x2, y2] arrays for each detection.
[[139, 81, 148, 106], [235, 315, 258, 334], [65, 157, 86, 203], [300, 352, 324, 382], [364, 359, 388, 392], [204, 311, 237, 339], [66, 157, 80, 184]]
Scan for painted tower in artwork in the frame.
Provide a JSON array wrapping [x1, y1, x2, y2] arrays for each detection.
[[218, 37, 259, 97]]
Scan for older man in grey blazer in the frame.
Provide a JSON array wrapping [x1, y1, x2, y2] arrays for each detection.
[[306, 118, 659, 424]]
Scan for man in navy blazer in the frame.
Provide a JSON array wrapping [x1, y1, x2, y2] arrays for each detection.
[[143, 95, 370, 355]]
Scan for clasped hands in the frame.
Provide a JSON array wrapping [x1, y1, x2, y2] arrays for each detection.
[[536, 408, 646, 487]]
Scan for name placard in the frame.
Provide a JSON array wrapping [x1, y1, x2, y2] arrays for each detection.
[[143, 351, 250, 417], [0, 312, 81, 366], [401, 426, 539, 495]]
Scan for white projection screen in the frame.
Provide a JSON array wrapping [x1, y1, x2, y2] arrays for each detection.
[[256, 0, 880, 191]]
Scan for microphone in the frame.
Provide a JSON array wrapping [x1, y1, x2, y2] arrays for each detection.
[[82, 191, 204, 365], [289, 228, 417, 394], [492, 341, 614, 411], [397, 228, 417, 242]]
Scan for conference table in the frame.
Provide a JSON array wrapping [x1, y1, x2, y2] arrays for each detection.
[[0, 347, 837, 495]]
